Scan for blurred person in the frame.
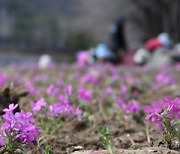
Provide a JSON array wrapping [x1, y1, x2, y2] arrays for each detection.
[[94, 43, 117, 63], [134, 32, 173, 66], [109, 16, 127, 63], [158, 33, 172, 49], [133, 48, 151, 65], [174, 43, 180, 52], [169, 43, 180, 62], [76, 17, 129, 65], [145, 32, 172, 52], [78, 17, 127, 65], [145, 38, 162, 52]]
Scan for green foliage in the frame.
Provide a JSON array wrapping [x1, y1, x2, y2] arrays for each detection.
[[40, 117, 62, 135], [66, 31, 95, 51], [99, 126, 114, 154], [6, 137, 21, 153], [4, 1, 61, 47], [163, 118, 180, 148], [44, 145, 53, 154], [34, 11, 61, 47], [5, 0, 35, 42], [3, 134, 25, 153]]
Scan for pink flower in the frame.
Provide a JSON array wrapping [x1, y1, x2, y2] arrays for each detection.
[[0, 135, 5, 146], [1, 104, 40, 147], [46, 84, 59, 96], [124, 73, 139, 84], [156, 72, 175, 85], [120, 84, 128, 94], [3, 104, 18, 113], [80, 73, 99, 85], [20, 125, 40, 146], [32, 74, 48, 83], [58, 95, 69, 104], [76, 107, 82, 121], [125, 101, 141, 113], [105, 87, 114, 94], [49, 101, 82, 121], [64, 85, 73, 96], [144, 101, 162, 121], [76, 51, 90, 66], [15, 111, 35, 124], [116, 100, 141, 114], [78, 87, 92, 103], [26, 84, 40, 96], [144, 97, 180, 130], [30, 98, 46, 113], [56, 80, 64, 86], [164, 96, 180, 118]]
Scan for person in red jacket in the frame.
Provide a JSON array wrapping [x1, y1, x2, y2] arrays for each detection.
[[145, 32, 172, 52], [145, 38, 162, 52]]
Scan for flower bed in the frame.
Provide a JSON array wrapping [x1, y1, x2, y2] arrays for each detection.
[[0, 63, 179, 153]]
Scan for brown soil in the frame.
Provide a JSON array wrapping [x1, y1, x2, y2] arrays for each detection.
[[1, 65, 180, 154]]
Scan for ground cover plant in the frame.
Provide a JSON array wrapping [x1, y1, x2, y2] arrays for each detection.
[[0, 63, 180, 153]]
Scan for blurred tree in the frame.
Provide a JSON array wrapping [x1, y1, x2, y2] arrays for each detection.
[[66, 31, 95, 51], [5, 0, 35, 46], [33, 11, 61, 49], [3, 0, 61, 49], [131, 0, 180, 43]]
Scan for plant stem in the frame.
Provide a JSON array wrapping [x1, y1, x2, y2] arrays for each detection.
[[107, 145, 114, 154], [145, 123, 151, 143]]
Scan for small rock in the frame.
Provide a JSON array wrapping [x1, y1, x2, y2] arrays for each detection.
[[73, 145, 84, 151], [171, 139, 180, 150], [133, 132, 146, 143], [119, 139, 132, 149]]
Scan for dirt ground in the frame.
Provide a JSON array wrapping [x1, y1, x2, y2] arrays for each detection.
[[0, 64, 180, 154]]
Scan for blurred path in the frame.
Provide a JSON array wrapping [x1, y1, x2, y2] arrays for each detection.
[[0, 49, 75, 66]]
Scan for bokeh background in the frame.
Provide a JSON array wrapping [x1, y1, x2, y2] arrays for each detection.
[[0, 0, 180, 64]]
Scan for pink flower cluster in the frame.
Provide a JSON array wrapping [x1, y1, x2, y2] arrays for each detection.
[[49, 95, 82, 121], [120, 84, 128, 95], [78, 87, 92, 103], [46, 83, 73, 98], [156, 72, 175, 85], [116, 99, 141, 114], [80, 73, 99, 85], [30, 96, 82, 121], [144, 96, 180, 130], [105, 87, 114, 94], [124, 73, 139, 85], [118, 84, 140, 102], [46, 84, 59, 96], [26, 83, 40, 97], [99, 87, 114, 99], [0, 104, 40, 147]]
